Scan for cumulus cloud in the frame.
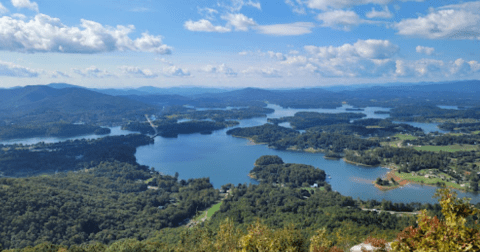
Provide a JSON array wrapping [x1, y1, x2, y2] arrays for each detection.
[[0, 14, 172, 54], [267, 51, 286, 61], [0, 3, 8, 14], [222, 13, 256, 31], [366, 6, 393, 19], [184, 19, 231, 32], [255, 22, 315, 36], [394, 60, 415, 77], [285, 0, 306, 15], [242, 67, 282, 78], [316, 10, 370, 31], [260, 68, 281, 78], [394, 2, 480, 39], [11, 0, 38, 12], [303, 39, 399, 77], [414, 59, 444, 76], [203, 64, 237, 77], [306, 0, 424, 11], [0, 60, 39, 77], [416, 45, 435, 55], [198, 7, 219, 20], [73, 66, 115, 78], [163, 66, 190, 77], [449, 58, 480, 76], [120, 66, 157, 78], [305, 39, 399, 60], [11, 13, 26, 19], [218, 0, 261, 12], [282, 55, 308, 65], [51, 70, 70, 78]]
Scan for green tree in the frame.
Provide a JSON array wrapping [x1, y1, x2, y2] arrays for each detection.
[[392, 188, 480, 251]]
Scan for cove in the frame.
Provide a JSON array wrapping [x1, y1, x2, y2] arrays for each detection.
[[135, 104, 480, 204]]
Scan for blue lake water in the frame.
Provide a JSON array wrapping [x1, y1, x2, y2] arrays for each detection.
[[393, 121, 447, 134], [0, 126, 138, 145], [2, 104, 479, 204], [135, 104, 480, 204]]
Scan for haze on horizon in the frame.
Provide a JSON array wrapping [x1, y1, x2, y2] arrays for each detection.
[[0, 0, 479, 89]]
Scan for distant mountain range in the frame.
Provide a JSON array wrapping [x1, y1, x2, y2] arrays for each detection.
[[1, 80, 479, 125], [0, 85, 154, 125]]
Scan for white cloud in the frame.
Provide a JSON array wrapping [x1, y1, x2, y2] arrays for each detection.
[[73, 66, 115, 78], [316, 10, 370, 31], [198, 7, 219, 20], [416, 45, 435, 55], [414, 59, 444, 76], [255, 22, 315, 36], [260, 68, 281, 78], [51, 70, 70, 78], [0, 14, 172, 54], [306, 0, 424, 11], [305, 39, 398, 60], [203, 64, 237, 77], [285, 0, 306, 15], [163, 66, 190, 77], [155, 57, 173, 65], [394, 2, 480, 39], [120, 66, 157, 78], [222, 13, 256, 31], [11, 0, 38, 12], [282, 55, 308, 65], [218, 0, 261, 12], [0, 3, 8, 14], [268, 51, 286, 61], [238, 51, 248, 55], [11, 13, 26, 19], [470, 60, 480, 72], [303, 39, 399, 77], [245, 0, 261, 10], [395, 60, 415, 77], [184, 19, 231, 32], [366, 6, 393, 19], [0, 60, 39, 77], [242, 67, 282, 78], [449, 58, 480, 76], [130, 7, 151, 13]]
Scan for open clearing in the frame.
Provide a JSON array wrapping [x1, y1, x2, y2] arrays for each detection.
[[414, 144, 477, 152]]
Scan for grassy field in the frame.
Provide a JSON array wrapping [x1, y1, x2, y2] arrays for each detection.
[[414, 144, 478, 152], [395, 171, 464, 190], [473, 131, 480, 135], [394, 134, 418, 140], [195, 201, 223, 221]]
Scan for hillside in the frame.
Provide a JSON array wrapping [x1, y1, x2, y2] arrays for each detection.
[[0, 86, 155, 125]]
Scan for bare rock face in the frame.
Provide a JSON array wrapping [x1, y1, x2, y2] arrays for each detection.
[[350, 242, 392, 252]]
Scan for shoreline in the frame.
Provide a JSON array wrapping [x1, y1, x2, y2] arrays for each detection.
[[231, 134, 472, 193], [343, 158, 377, 168]]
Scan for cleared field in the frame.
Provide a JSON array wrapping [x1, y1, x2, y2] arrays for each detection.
[[414, 144, 477, 152], [195, 201, 223, 221], [394, 134, 417, 140], [395, 171, 464, 190]]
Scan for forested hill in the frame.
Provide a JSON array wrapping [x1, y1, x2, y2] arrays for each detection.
[[0, 85, 155, 125]]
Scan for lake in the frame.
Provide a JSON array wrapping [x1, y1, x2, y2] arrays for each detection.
[[135, 104, 480, 204], [0, 126, 138, 145], [2, 104, 478, 203]]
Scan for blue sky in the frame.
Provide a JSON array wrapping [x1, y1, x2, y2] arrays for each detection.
[[0, 0, 479, 88]]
